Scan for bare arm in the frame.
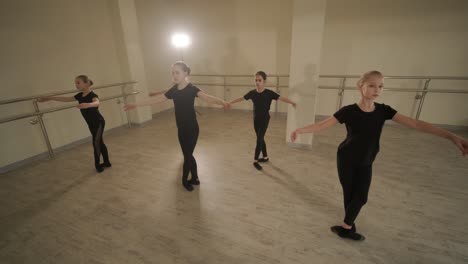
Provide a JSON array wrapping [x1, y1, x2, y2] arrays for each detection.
[[123, 94, 168, 111], [291, 116, 339, 142], [38, 96, 76, 102], [393, 113, 468, 156], [278, 96, 297, 108], [197, 91, 228, 108], [228, 97, 245, 105], [149, 90, 168, 97]]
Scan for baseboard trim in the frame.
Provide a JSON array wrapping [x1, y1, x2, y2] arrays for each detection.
[[0, 124, 129, 174], [1, 108, 178, 174]]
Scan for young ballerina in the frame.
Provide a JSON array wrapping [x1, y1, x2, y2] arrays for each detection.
[[291, 70, 468, 241], [123, 61, 229, 191], [228, 71, 296, 170], [38, 75, 112, 173]]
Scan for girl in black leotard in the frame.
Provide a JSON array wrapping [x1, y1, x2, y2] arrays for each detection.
[[291, 70, 468, 241], [124, 62, 229, 191], [39, 75, 111, 173], [229, 71, 296, 170]]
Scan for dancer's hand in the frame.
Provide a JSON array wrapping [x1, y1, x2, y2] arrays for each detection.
[[37, 97, 49, 102], [291, 129, 299, 142], [292, 102, 297, 109], [452, 136, 468, 156], [76, 103, 89, 109], [123, 104, 137, 111], [223, 102, 231, 110]]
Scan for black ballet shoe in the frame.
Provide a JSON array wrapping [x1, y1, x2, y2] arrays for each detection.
[[253, 162, 263, 170], [100, 162, 112, 168], [189, 178, 200, 185], [183, 182, 194, 192], [258, 157, 269, 163], [95, 165, 104, 173], [331, 226, 365, 241]]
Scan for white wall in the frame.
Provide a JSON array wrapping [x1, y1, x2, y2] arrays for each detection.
[[135, 0, 468, 126], [0, 0, 129, 167], [134, 0, 293, 113], [317, 0, 468, 125]]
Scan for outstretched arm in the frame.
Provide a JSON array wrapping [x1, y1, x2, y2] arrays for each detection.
[[228, 97, 245, 105], [197, 91, 229, 109], [291, 116, 339, 142], [149, 90, 168, 97], [123, 94, 168, 111], [37, 96, 76, 102], [278, 96, 297, 108], [393, 113, 468, 156]]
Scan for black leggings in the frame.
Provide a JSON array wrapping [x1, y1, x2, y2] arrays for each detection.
[[178, 123, 199, 184], [337, 158, 372, 226], [88, 120, 110, 166], [254, 116, 270, 161]]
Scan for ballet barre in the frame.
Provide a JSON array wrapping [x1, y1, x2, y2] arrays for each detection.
[[191, 74, 468, 120], [0, 81, 138, 158], [191, 74, 289, 114], [319, 75, 468, 120]]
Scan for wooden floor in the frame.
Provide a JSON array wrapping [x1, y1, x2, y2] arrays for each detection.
[[1, 109, 467, 264]]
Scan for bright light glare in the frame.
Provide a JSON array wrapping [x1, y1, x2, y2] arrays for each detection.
[[171, 33, 191, 48]]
